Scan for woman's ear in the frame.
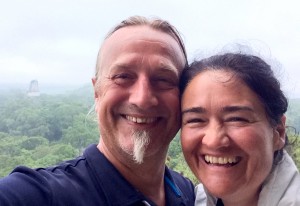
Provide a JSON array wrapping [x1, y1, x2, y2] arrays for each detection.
[[273, 115, 286, 151]]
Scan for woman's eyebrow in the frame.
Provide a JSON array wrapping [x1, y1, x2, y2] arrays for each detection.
[[221, 106, 254, 113], [182, 105, 254, 115], [182, 107, 206, 115]]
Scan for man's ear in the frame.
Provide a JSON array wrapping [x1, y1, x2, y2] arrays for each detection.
[[92, 77, 99, 99], [273, 115, 286, 151], [92, 77, 100, 113]]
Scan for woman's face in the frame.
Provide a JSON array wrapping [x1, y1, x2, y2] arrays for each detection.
[[181, 70, 285, 203]]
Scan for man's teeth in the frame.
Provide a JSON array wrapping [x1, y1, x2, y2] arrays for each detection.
[[204, 155, 238, 164], [126, 116, 156, 124]]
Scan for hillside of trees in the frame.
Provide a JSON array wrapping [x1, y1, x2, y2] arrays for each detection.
[[0, 85, 299, 184]]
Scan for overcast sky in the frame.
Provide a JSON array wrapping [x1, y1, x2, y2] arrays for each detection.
[[1, 0, 299, 97]]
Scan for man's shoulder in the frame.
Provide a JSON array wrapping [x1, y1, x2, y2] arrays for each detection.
[[165, 168, 195, 205], [1, 154, 88, 189], [0, 145, 106, 205], [168, 168, 194, 187], [167, 168, 195, 194]]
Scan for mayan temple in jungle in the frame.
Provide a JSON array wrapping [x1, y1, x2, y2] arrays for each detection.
[[27, 80, 40, 96]]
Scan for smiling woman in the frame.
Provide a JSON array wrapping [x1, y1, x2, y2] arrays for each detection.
[[180, 52, 300, 206]]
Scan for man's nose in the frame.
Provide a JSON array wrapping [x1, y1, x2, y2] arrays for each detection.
[[128, 77, 159, 109]]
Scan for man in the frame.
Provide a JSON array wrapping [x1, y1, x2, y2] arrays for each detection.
[[0, 16, 195, 206]]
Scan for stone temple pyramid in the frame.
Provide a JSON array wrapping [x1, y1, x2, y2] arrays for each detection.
[[27, 80, 40, 97]]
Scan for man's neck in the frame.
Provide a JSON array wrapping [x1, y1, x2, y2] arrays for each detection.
[[128, 168, 166, 206], [97, 143, 168, 206]]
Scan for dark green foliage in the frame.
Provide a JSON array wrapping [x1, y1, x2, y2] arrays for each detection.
[[0, 86, 96, 177], [286, 99, 300, 132], [167, 133, 199, 184], [285, 99, 300, 169], [0, 134, 78, 176], [0, 86, 94, 142], [21, 136, 49, 150], [0, 87, 299, 184], [286, 127, 300, 169]]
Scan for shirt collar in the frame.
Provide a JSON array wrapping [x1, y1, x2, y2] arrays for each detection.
[[84, 144, 188, 206]]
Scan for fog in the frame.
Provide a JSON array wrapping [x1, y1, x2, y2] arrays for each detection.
[[1, 0, 299, 97]]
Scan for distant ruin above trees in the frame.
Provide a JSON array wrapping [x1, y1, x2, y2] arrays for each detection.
[[27, 80, 40, 97]]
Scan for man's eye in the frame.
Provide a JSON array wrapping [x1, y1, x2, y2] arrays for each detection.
[[111, 73, 132, 79], [153, 77, 177, 89], [110, 73, 134, 85], [156, 77, 169, 82]]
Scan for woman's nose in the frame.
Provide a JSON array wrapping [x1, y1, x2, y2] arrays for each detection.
[[201, 123, 230, 149]]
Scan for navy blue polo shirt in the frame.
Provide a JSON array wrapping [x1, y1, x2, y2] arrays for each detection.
[[0, 144, 195, 206]]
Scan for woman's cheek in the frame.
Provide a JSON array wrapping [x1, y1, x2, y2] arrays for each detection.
[[181, 129, 199, 153]]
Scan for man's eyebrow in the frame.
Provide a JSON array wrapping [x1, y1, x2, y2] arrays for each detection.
[[111, 63, 131, 70], [182, 107, 206, 115], [111, 62, 178, 73], [158, 65, 177, 72]]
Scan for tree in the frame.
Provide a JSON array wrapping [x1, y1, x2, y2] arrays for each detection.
[[61, 113, 99, 154], [167, 132, 198, 184]]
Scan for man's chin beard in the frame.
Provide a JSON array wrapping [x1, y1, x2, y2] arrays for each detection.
[[132, 130, 150, 164]]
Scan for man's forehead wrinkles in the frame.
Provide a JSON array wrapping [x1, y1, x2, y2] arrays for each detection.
[[110, 61, 178, 77]]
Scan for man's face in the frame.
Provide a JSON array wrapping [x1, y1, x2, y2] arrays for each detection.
[[93, 26, 185, 163]]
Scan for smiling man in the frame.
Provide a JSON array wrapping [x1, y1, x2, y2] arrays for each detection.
[[90, 16, 195, 206], [0, 16, 195, 206]]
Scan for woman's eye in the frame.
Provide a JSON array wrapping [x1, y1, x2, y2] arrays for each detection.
[[184, 118, 205, 125], [227, 117, 250, 123]]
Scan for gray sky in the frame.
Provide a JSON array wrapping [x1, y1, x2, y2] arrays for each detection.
[[1, 0, 300, 97]]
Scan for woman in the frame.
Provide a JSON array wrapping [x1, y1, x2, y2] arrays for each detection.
[[180, 53, 300, 206]]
